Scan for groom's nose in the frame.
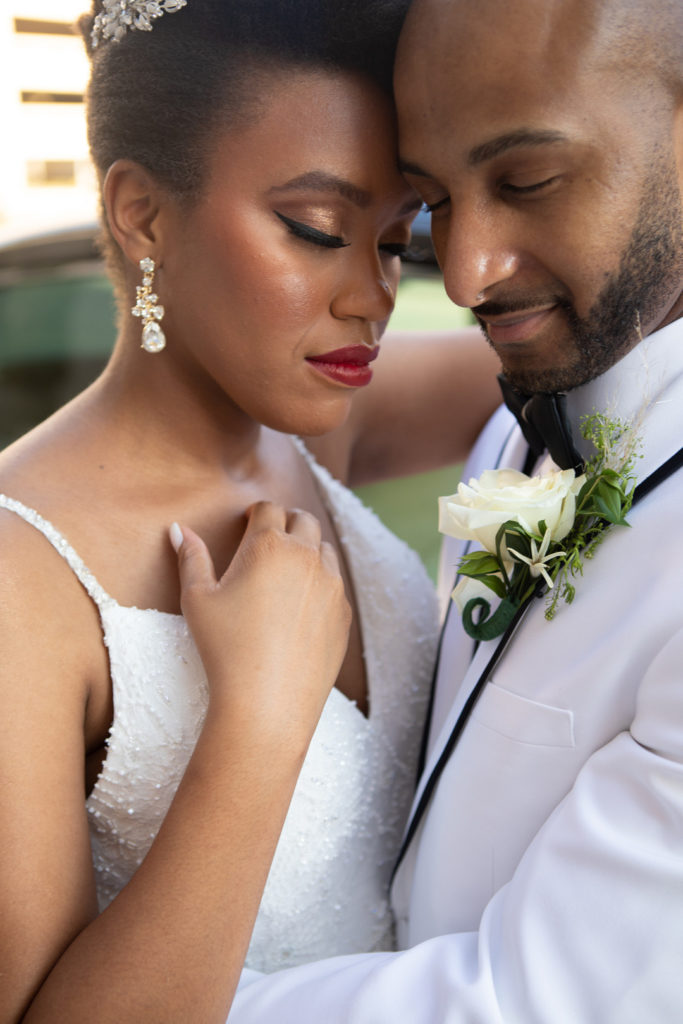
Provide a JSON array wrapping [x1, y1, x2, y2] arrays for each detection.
[[434, 202, 523, 310]]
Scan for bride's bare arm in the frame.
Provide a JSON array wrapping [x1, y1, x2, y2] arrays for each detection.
[[0, 502, 349, 1024], [308, 326, 501, 486]]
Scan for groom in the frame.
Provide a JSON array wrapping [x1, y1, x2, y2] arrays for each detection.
[[231, 0, 683, 1018]]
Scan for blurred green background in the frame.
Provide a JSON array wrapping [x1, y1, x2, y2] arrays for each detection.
[[354, 272, 471, 580]]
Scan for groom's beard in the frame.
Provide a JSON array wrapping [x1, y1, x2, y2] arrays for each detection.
[[474, 159, 683, 395]]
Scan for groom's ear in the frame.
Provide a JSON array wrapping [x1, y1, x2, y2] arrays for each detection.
[[103, 159, 166, 266]]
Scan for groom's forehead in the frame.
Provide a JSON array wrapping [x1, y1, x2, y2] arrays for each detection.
[[394, 0, 594, 107], [394, 0, 675, 107], [391, 0, 663, 170]]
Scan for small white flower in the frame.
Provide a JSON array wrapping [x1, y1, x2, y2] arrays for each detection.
[[507, 528, 566, 590]]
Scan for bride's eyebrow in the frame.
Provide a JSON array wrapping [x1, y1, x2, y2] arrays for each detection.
[[270, 171, 421, 217], [269, 171, 372, 208]]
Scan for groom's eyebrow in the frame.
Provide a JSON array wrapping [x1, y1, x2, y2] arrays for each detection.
[[269, 171, 372, 207], [467, 128, 569, 165], [399, 128, 569, 177]]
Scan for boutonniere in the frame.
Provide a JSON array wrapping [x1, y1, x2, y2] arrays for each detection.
[[439, 414, 639, 642]]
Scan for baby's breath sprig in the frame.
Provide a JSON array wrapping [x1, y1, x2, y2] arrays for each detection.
[[544, 413, 639, 618]]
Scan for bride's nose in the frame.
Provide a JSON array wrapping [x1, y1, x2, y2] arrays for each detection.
[[330, 258, 396, 323]]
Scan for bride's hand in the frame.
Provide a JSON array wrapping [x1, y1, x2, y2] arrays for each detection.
[[170, 501, 351, 744]]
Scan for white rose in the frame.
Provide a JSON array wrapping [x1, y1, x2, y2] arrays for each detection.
[[438, 466, 585, 554], [451, 575, 498, 614]]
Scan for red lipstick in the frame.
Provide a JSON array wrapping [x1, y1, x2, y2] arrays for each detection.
[[306, 345, 379, 387]]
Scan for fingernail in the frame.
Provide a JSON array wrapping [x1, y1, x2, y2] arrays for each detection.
[[169, 522, 183, 552]]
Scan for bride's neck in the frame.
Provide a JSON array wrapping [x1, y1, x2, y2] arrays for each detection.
[[90, 339, 266, 479]]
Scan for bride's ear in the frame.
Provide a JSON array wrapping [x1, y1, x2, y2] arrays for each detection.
[[103, 159, 168, 267]]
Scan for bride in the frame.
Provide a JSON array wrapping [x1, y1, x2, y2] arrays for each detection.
[[0, 1, 500, 1021]]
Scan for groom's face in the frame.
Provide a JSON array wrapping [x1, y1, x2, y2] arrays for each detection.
[[395, 0, 683, 394]]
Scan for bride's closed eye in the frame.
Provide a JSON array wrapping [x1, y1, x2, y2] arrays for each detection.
[[275, 211, 349, 249], [275, 210, 408, 258]]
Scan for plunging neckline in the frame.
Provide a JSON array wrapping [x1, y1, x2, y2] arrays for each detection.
[[0, 436, 373, 715]]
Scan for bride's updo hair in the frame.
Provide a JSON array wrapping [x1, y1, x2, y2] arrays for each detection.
[[78, 0, 411, 282]]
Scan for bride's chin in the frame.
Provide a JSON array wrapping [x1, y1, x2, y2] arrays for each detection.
[[267, 400, 355, 439]]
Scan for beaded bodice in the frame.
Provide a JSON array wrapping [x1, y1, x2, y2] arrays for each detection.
[[0, 442, 439, 971]]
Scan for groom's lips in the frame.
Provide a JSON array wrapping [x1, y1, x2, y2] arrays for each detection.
[[478, 306, 557, 345], [306, 345, 379, 387]]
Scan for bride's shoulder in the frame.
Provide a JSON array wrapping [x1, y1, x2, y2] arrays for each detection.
[[0, 499, 102, 733], [1, 391, 86, 477], [0, 471, 108, 716], [0, 405, 101, 611], [0, 486, 90, 630], [0, 389, 104, 517]]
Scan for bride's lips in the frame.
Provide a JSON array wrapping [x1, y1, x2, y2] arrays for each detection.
[[306, 345, 379, 387], [479, 306, 557, 345]]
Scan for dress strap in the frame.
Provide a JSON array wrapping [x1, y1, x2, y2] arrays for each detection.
[[0, 494, 114, 613]]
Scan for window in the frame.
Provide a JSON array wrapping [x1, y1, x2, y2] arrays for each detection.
[[26, 160, 77, 186], [20, 91, 84, 104], [13, 19, 76, 37]]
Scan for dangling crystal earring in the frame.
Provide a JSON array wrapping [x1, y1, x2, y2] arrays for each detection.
[[131, 257, 166, 353]]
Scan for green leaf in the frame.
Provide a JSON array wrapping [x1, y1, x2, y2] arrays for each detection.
[[478, 575, 508, 600], [577, 477, 599, 508], [459, 551, 502, 575], [498, 520, 535, 566], [595, 476, 626, 499], [500, 520, 531, 540], [458, 566, 507, 599], [593, 487, 626, 524], [598, 467, 622, 484]]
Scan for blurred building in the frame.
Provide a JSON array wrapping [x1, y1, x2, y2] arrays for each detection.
[[0, 0, 97, 233]]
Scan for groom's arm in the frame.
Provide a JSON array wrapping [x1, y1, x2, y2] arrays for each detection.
[[230, 624, 683, 1023]]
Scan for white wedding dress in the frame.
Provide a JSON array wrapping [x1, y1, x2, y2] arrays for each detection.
[[0, 441, 439, 972]]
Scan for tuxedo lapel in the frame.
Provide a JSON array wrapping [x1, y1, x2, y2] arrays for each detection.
[[400, 415, 529, 849], [426, 426, 529, 758], [414, 320, 683, 818], [396, 434, 683, 886]]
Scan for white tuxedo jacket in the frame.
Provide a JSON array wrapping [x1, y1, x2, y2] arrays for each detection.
[[231, 319, 683, 1023]]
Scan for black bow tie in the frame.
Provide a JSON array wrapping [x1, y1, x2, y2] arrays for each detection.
[[498, 374, 585, 472]]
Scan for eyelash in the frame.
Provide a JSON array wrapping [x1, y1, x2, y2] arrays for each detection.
[[422, 174, 561, 212], [275, 211, 348, 249], [500, 176, 560, 195], [275, 211, 407, 257]]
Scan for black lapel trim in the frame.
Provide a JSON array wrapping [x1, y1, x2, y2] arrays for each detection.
[[392, 441, 683, 883], [392, 593, 536, 883], [414, 420, 519, 783], [631, 446, 683, 504]]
